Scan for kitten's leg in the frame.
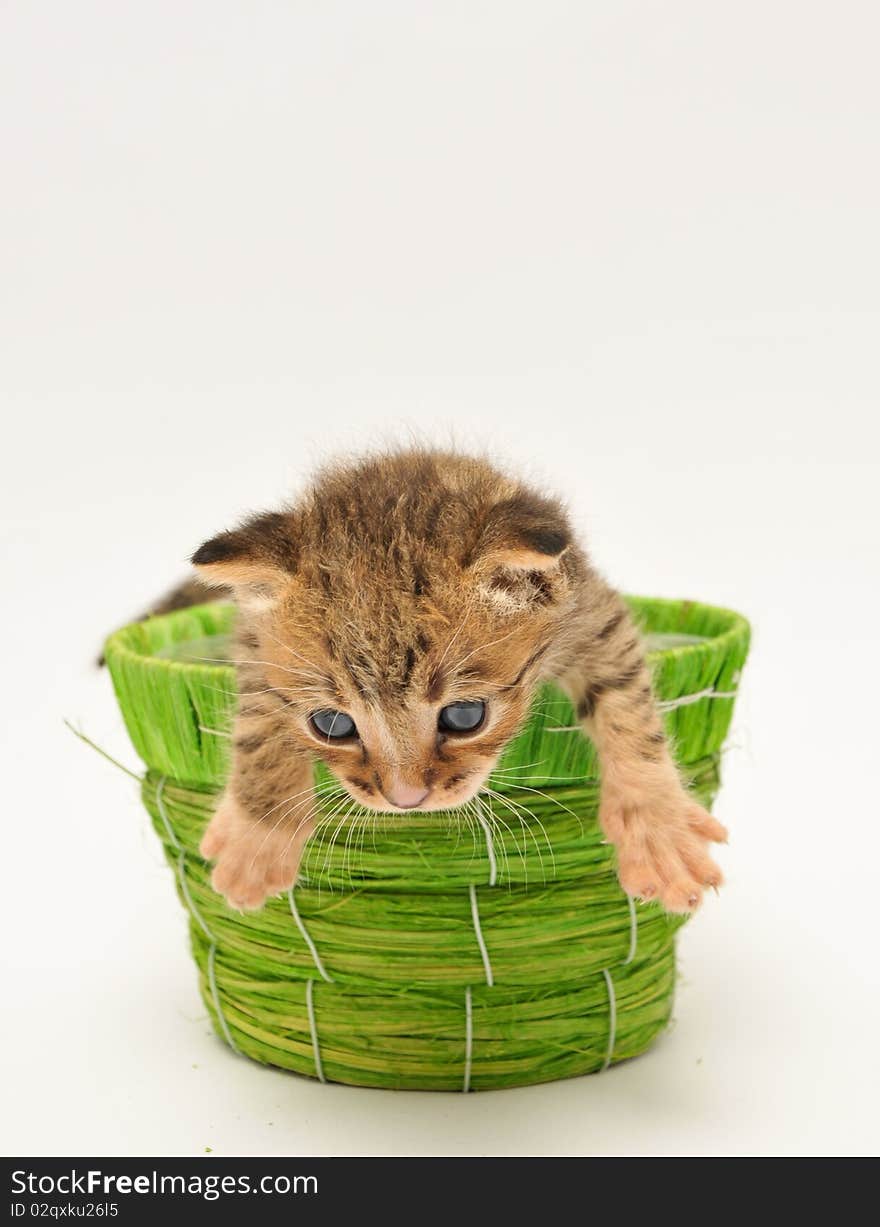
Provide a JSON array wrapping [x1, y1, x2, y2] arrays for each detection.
[[563, 596, 727, 913], [199, 712, 317, 911]]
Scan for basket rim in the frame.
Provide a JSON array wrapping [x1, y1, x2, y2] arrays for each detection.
[[103, 594, 751, 682], [104, 601, 237, 681]]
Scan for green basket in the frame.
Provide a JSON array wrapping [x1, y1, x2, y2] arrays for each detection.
[[104, 596, 750, 1091]]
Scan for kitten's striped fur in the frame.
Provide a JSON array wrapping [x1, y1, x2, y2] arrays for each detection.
[[191, 449, 725, 913]]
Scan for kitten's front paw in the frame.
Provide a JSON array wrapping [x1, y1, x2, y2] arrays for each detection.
[[601, 789, 727, 914], [199, 794, 314, 911]]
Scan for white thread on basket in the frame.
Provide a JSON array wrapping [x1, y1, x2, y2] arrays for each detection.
[[306, 979, 326, 1083], [198, 725, 232, 738], [601, 968, 616, 1072], [657, 687, 739, 711], [154, 775, 181, 851], [176, 852, 214, 941], [463, 986, 473, 1093], [474, 807, 498, 886], [156, 777, 215, 942], [208, 942, 238, 1053], [468, 884, 494, 987], [289, 889, 334, 983], [157, 777, 235, 1055], [547, 686, 739, 731], [623, 894, 638, 965]]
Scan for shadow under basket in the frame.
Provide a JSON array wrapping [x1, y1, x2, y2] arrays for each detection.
[[104, 596, 750, 1092]]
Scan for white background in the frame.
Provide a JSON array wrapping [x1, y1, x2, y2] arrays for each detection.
[[2, 1, 878, 1157]]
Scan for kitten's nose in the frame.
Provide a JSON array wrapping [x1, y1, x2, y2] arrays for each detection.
[[384, 783, 430, 810]]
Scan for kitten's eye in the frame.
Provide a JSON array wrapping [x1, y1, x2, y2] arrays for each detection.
[[438, 700, 486, 733], [310, 709, 357, 740]]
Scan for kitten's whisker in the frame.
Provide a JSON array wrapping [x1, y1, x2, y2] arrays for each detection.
[[461, 800, 479, 873], [192, 655, 325, 684], [491, 767, 586, 785], [243, 783, 345, 869], [370, 813, 381, 859], [251, 798, 334, 884], [478, 793, 518, 884], [324, 803, 356, 889], [259, 625, 328, 677], [213, 779, 344, 853], [490, 813, 517, 890], [503, 782, 585, 834], [347, 808, 372, 889], [298, 812, 343, 890], [435, 592, 478, 670], [490, 787, 558, 876], [343, 814, 358, 889], [476, 794, 513, 885], [231, 724, 298, 754], [466, 807, 479, 863], [481, 792, 528, 880], [489, 759, 548, 774], [229, 795, 344, 863], [482, 787, 552, 882], [298, 799, 348, 890], [271, 684, 329, 696], [249, 779, 344, 829], [448, 624, 523, 674], [317, 793, 358, 888], [450, 806, 465, 855], [343, 809, 361, 888]]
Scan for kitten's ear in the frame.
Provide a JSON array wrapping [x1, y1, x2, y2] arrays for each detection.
[[191, 511, 297, 590], [475, 493, 570, 573], [471, 492, 572, 612]]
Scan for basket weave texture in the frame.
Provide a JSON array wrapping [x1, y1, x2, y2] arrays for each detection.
[[105, 596, 749, 1091]]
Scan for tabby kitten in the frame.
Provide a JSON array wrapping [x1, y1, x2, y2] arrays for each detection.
[[193, 450, 726, 913]]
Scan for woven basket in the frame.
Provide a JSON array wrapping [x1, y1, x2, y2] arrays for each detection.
[[104, 596, 749, 1091]]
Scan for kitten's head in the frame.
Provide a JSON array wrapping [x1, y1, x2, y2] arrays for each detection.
[[193, 455, 579, 813]]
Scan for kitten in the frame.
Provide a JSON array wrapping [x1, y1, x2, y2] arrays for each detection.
[[192, 449, 726, 913]]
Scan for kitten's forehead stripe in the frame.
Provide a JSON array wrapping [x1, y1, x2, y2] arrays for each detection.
[[501, 643, 552, 690], [401, 647, 417, 688]]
